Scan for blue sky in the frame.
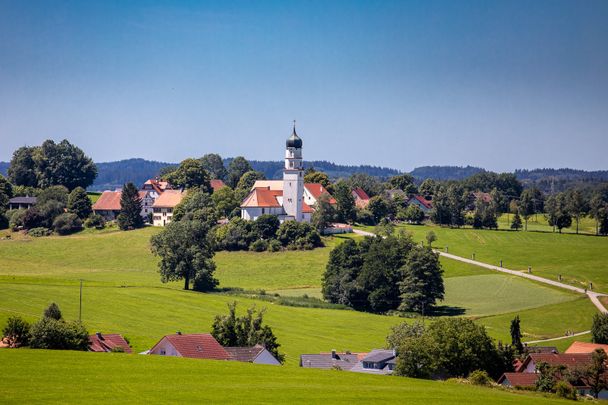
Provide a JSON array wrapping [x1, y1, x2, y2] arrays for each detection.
[[0, 0, 606, 171]]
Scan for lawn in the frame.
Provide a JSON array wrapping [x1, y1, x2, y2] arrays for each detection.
[[358, 223, 608, 292], [0, 350, 569, 404]]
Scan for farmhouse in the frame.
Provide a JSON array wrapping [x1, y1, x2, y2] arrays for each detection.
[[8, 196, 36, 210], [352, 187, 370, 208], [241, 126, 329, 223], [92, 190, 153, 221], [88, 332, 132, 353], [210, 179, 226, 192], [224, 344, 281, 365], [406, 195, 433, 214], [152, 190, 185, 226], [300, 350, 364, 371], [149, 333, 231, 360], [350, 349, 396, 375]]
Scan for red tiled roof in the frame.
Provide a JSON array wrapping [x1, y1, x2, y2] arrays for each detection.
[[302, 202, 313, 213], [88, 333, 132, 353], [498, 372, 539, 387], [410, 195, 432, 209], [210, 179, 226, 192], [224, 344, 265, 362], [92, 191, 121, 211], [152, 190, 185, 208], [523, 353, 594, 369], [565, 341, 608, 354], [144, 179, 172, 193], [304, 183, 336, 204], [352, 187, 370, 201], [242, 188, 283, 208], [156, 334, 230, 360], [473, 191, 492, 203]]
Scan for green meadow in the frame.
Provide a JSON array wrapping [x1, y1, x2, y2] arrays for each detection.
[[0, 350, 570, 404]]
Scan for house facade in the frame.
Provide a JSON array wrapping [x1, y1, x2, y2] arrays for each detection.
[[406, 195, 433, 214], [152, 190, 185, 226], [352, 188, 370, 209], [92, 191, 122, 220]]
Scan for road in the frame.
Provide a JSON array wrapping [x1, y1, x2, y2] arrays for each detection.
[[352, 228, 608, 314]]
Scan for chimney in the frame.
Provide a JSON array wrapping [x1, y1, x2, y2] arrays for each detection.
[[96, 332, 103, 340], [331, 349, 337, 359], [176, 331, 182, 335]]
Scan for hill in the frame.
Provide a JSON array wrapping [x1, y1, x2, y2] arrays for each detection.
[[410, 165, 486, 180], [0, 350, 567, 404]]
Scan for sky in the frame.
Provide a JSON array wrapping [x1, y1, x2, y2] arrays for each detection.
[[0, 0, 607, 172]]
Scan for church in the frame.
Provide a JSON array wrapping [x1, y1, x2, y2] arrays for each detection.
[[240, 125, 335, 223]]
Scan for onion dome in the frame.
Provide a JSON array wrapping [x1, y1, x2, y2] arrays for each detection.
[[286, 124, 303, 148]]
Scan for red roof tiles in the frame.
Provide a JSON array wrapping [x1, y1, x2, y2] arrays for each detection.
[[498, 372, 539, 387], [224, 344, 265, 362], [92, 191, 121, 211], [210, 179, 226, 192], [153, 334, 230, 360], [152, 190, 185, 208], [304, 183, 336, 204], [352, 187, 370, 201], [410, 195, 432, 209], [88, 333, 132, 353], [565, 341, 608, 354]]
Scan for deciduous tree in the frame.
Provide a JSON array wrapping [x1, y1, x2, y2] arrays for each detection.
[[67, 187, 92, 219]]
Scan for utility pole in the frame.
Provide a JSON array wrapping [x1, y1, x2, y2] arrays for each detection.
[[79, 279, 83, 322]]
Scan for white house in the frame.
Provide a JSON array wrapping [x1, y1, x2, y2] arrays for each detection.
[[152, 190, 185, 226], [240, 125, 318, 223]]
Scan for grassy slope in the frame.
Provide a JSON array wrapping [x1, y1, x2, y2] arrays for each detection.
[[0, 350, 570, 404], [0, 228, 597, 360], [359, 223, 608, 292]]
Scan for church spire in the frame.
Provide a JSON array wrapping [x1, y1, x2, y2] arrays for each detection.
[[286, 120, 302, 148]]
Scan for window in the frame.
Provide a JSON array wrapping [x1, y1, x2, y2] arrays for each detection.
[[153, 208, 161, 213], [167, 208, 173, 213], [262, 208, 265, 214], [160, 349, 166, 355]]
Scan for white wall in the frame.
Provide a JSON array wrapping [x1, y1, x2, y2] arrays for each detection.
[[149, 338, 180, 357], [254, 349, 281, 365]]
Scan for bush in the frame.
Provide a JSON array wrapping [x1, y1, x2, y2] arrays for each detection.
[[8, 209, 27, 230], [84, 214, 106, 229], [2, 316, 31, 347], [555, 381, 577, 400], [592, 313, 608, 344], [267, 239, 282, 252], [28, 227, 52, 237], [53, 213, 82, 235], [44, 302, 63, 320], [249, 239, 268, 252], [111, 346, 125, 353], [468, 370, 493, 386], [29, 317, 89, 350], [276, 221, 322, 250], [0, 211, 8, 230], [356, 209, 375, 225]]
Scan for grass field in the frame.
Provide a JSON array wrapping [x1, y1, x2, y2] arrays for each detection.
[[0, 350, 569, 404], [359, 222, 608, 292], [497, 213, 598, 235]]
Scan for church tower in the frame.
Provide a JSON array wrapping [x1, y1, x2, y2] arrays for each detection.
[[283, 122, 304, 221]]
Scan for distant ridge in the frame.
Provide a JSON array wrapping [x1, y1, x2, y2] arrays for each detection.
[[410, 165, 485, 181]]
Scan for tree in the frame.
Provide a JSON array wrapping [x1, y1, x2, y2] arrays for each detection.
[[347, 173, 383, 197], [426, 230, 437, 247], [402, 204, 425, 224], [29, 317, 89, 350], [511, 211, 522, 231], [253, 214, 280, 240], [510, 315, 524, 354], [173, 187, 217, 226], [37, 185, 69, 206], [321, 239, 364, 307], [592, 313, 608, 344], [150, 220, 217, 291], [535, 361, 565, 392], [227, 156, 253, 189], [430, 187, 451, 226], [519, 189, 535, 231], [333, 180, 356, 223], [200, 153, 228, 181], [312, 193, 336, 233], [211, 186, 241, 218], [394, 334, 436, 378], [8, 146, 38, 187], [388, 174, 417, 195], [304, 170, 330, 189], [2, 316, 30, 347], [164, 158, 212, 192], [566, 189, 587, 234], [547, 193, 572, 233], [211, 302, 285, 363], [577, 349, 608, 398], [44, 302, 63, 320], [67, 187, 92, 219], [0, 174, 13, 211], [36, 140, 97, 190], [398, 248, 444, 313], [53, 213, 83, 235], [236, 170, 265, 192], [446, 184, 466, 227], [367, 196, 390, 224], [386, 321, 425, 349], [418, 179, 437, 199], [117, 183, 144, 231]]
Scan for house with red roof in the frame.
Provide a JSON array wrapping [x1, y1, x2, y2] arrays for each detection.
[[92, 191, 122, 220], [148, 333, 231, 360], [352, 187, 370, 209], [152, 190, 185, 226], [565, 341, 608, 354], [89, 332, 132, 353], [210, 179, 226, 192], [406, 195, 433, 215]]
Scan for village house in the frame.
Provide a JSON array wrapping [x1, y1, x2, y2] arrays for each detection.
[[565, 341, 608, 354], [210, 179, 226, 192], [224, 344, 281, 365], [241, 125, 327, 223], [152, 190, 185, 226], [8, 196, 37, 210], [350, 349, 396, 375], [88, 332, 132, 353], [92, 190, 153, 221], [352, 187, 370, 208], [406, 195, 433, 215], [300, 350, 364, 371], [149, 333, 231, 360]]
